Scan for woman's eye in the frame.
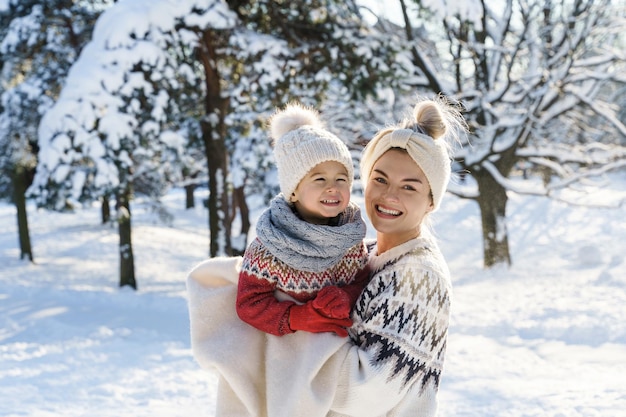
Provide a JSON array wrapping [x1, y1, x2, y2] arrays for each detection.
[[374, 177, 386, 184], [403, 185, 416, 191]]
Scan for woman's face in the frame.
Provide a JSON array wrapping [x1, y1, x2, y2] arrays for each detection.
[[364, 149, 434, 249]]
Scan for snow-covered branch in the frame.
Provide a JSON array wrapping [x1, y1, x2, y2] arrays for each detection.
[[547, 159, 626, 193], [482, 160, 547, 196]]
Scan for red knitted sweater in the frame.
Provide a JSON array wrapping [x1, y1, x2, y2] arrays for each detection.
[[236, 238, 369, 336]]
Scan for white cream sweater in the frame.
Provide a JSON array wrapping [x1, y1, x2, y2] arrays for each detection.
[[186, 236, 451, 417]]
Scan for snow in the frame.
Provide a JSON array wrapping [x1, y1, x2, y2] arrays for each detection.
[[30, 0, 238, 209], [2, 173, 625, 416], [4, 0, 624, 412]]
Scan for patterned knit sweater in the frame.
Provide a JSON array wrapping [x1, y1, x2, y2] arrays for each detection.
[[237, 239, 369, 336], [236, 198, 369, 336], [329, 235, 452, 417]]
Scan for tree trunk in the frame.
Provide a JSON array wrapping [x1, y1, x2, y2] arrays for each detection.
[[13, 166, 34, 262], [185, 183, 195, 209], [232, 185, 250, 235], [202, 120, 231, 257], [474, 169, 512, 268], [230, 185, 250, 256], [198, 29, 231, 257], [117, 189, 136, 289], [101, 195, 110, 224]]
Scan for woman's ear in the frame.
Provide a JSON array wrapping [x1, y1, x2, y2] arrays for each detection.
[[289, 192, 297, 203], [426, 195, 435, 213]]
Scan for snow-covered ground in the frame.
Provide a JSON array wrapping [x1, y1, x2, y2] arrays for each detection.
[[1, 174, 625, 417]]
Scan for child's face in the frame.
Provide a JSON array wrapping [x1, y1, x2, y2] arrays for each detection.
[[291, 160, 351, 225]]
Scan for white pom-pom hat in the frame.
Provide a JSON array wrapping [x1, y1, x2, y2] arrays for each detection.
[[269, 103, 354, 199]]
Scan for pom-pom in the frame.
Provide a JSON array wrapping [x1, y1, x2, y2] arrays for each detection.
[[269, 103, 323, 143]]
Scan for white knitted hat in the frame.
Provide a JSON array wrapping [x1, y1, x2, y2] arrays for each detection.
[[269, 103, 354, 198], [360, 127, 451, 212]]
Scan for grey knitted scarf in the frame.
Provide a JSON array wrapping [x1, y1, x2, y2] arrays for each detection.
[[255, 195, 366, 273]]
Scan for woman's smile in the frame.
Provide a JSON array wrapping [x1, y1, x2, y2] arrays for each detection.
[[375, 204, 402, 217]]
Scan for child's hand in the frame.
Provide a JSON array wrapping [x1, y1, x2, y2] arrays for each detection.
[[312, 286, 351, 319], [289, 302, 353, 337]]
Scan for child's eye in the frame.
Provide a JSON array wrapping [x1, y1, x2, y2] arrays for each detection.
[[403, 185, 417, 191]]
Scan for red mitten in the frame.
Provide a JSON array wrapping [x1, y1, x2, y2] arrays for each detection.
[[312, 286, 352, 319], [289, 301, 353, 337]]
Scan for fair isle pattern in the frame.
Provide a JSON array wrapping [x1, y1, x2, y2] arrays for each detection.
[[350, 240, 451, 391], [241, 238, 368, 302]]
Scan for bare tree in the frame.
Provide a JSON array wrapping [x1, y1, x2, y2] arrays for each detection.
[[398, 0, 626, 267]]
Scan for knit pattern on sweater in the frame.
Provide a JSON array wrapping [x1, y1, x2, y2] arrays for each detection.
[[241, 238, 368, 301], [349, 237, 451, 392]]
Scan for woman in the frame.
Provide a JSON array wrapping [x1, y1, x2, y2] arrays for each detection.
[[328, 96, 465, 416], [186, 96, 466, 417]]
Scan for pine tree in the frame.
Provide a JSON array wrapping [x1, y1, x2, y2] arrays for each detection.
[[31, 0, 215, 288], [0, 0, 109, 261]]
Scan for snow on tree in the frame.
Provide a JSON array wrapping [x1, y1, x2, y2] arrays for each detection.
[[28, 0, 402, 289], [0, 0, 109, 261], [30, 0, 237, 288], [391, 0, 626, 267]]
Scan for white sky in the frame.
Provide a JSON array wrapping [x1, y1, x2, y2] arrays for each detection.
[[357, 0, 405, 25], [357, 0, 485, 27]]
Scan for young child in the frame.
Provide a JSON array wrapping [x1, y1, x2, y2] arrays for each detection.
[[236, 103, 369, 338]]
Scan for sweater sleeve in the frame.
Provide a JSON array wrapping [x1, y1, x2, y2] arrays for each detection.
[[340, 268, 370, 309], [334, 242, 370, 308], [331, 262, 451, 416], [235, 243, 296, 337]]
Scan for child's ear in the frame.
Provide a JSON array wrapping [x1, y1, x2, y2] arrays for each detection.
[[289, 192, 297, 203]]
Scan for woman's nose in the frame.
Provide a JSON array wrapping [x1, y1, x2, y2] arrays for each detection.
[[382, 188, 399, 201]]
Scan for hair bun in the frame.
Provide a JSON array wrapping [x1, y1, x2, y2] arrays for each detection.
[[412, 102, 446, 140], [269, 103, 323, 144]]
